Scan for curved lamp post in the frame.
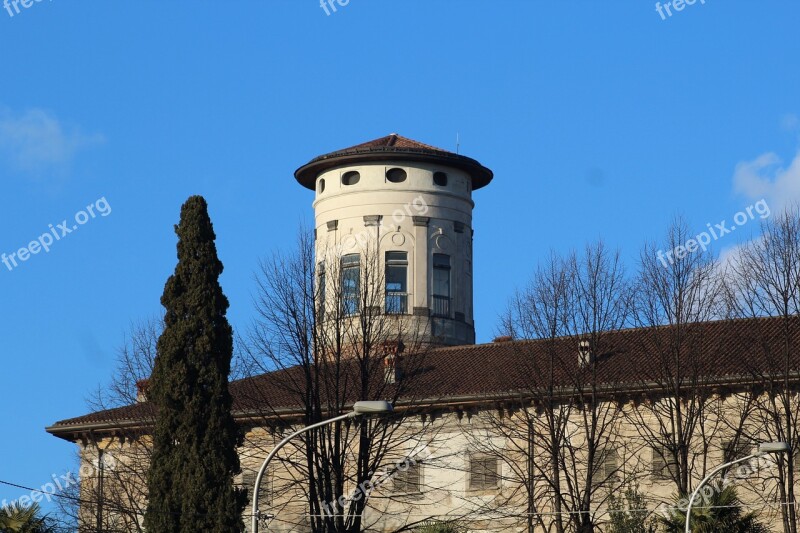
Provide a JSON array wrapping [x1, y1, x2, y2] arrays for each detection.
[[250, 400, 393, 533], [684, 441, 790, 533]]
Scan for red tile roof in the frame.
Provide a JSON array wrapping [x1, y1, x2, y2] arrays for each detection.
[[333, 134, 453, 155], [294, 133, 493, 191], [47, 315, 800, 441]]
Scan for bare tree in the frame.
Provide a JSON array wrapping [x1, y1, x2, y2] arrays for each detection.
[[55, 318, 160, 533], [627, 218, 726, 498], [470, 241, 633, 533], [241, 229, 453, 533], [725, 206, 800, 533]]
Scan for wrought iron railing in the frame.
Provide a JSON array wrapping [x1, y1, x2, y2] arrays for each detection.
[[431, 295, 451, 318], [385, 292, 408, 314]]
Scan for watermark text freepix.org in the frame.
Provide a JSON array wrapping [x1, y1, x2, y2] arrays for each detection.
[[1, 196, 111, 272], [655, 0, 706, 21], [323, 194, 429, 259], [320, 0, 349, 16], [656, 199, 770, 268], [1, 454, 116, 513], [657, 452, 775, 519], [320, 443, 431, 517], [4, 0, 52, 18]]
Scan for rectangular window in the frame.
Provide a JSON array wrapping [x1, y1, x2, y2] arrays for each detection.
[[593, 448, 619, 486], [392, 460, 422, 494], [722, 438, 753, 461], [469, 455, 499, 491], [341, 254, 360, 316], [652, 446, 678, 480], [385, 252, 408, 314], [432, 253, 451, 318], [317, 261, 326, 320]]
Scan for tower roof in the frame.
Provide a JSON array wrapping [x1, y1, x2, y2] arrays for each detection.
[[294, 133, 493, 190]]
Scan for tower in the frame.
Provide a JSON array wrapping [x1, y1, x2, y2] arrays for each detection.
[[294, 134, 492, 347]]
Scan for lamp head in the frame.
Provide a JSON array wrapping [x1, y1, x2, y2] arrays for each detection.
[[353, 401, 393, 415], [759, 442, 791, 454]]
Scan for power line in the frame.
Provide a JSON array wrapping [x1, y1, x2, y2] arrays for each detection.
[[0, 478, 257, 520]]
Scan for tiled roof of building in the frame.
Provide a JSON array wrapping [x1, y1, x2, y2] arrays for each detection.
[[293, 133, 493, 190], [333, 134, 453, 155], [47, 315, 800, 440]]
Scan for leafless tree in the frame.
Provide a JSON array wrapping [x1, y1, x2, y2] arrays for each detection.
[[627, 218, 726, 498], [469, 241, 633, 533], [725, 206, 800, 533], [55, 318, 160, 533], [241, 228, 455, 533]]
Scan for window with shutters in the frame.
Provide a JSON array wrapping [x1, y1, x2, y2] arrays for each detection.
[[592, 448, 619, 486], [469, 455, 499, 491], [392, 460, 422, 495], [652, 446, 678, 480], [722, 438, 753, 461]]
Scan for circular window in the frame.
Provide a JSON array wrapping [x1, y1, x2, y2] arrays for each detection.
[[318, 178, 326, 193], [433, 171, 448, 187], [386, 168, 407, 183], [342, 171, 360, 186]]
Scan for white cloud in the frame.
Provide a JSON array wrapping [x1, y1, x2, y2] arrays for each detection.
[[0, 107, 103, 176], [717, 241, 745, 272], [733, 149, 800, 213]]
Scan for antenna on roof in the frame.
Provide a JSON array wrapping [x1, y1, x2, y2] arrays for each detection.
[[456, 132, 460, 154]]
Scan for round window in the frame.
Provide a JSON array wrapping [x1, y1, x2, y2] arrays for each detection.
[[433, 171, 448, 187], [342, 171, 360, 186], [318, 178, 326, 193], [386, 168, 407, 183]]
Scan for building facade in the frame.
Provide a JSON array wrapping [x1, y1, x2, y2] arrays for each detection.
[[46, 135, 800, 533]]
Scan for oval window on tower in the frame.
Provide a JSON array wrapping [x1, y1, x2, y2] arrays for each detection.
[[386, 168, 407, 183], [433, 171, 448, 187], [318, 178, 326, 193], [342, 171, 361, 186]]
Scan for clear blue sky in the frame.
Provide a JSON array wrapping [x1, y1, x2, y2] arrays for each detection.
[[1, 0, 799, 511]]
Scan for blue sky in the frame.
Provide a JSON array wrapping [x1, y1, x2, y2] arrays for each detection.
[[1, 0, 799, 511]]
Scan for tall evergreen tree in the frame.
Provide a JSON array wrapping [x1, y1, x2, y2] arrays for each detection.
[[144, 196, 246, 533]]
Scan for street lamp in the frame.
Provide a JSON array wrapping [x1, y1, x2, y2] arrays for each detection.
[[250, 401, 393, 533], [684, 441, 790, 533]]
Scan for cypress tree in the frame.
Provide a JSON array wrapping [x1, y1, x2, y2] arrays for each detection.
[[144, 196, 246, 533]]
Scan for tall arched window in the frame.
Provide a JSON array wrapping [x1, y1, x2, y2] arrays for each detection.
[[385, 251, 408, 314], [317, 261, 326, 320], [432, 254, 451, 317], [341, 254, 360, 315]]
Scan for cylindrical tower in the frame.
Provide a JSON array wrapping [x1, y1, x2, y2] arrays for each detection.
[[295, 134, 492, 347]]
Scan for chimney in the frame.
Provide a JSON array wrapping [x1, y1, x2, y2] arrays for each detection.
[[578, 340, 592, 367], [382, 340, 405, 384], [384, 355, 401, 384], [493, 335, 513, 343], [135, 379, 149, 403]]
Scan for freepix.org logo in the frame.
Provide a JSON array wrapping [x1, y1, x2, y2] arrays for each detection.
[[656, 199, 770, 268], [3, 0, 53, 18], [1, 197, 112, 272], [319, 0, 350, 16], [655, 0, 706, 21], [1, 454, 116, 513]]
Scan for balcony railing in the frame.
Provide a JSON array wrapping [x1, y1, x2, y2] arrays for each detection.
[[385, 292, 408, 314], [431, 295, 451, 318]]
